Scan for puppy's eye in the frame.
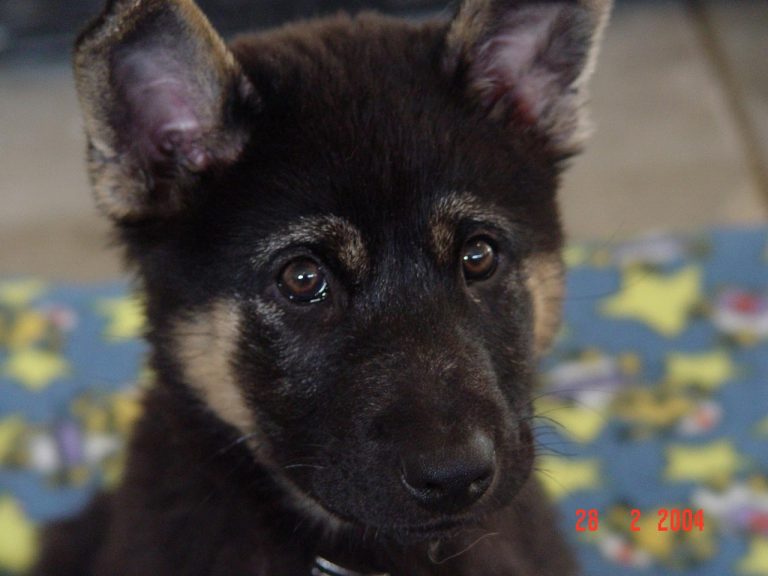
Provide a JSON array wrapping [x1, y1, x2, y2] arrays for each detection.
[[278, 258, 328, 303], [461, 237, 498, 282]]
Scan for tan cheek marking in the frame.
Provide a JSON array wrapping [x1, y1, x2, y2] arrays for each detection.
[[524, 252, 565, 357], [172, 300, 253, 434]]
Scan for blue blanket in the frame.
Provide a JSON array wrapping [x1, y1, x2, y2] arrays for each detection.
[[1, 228, 767, 575]]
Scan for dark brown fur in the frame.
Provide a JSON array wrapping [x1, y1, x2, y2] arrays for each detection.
[[34, 1, 611, 574]]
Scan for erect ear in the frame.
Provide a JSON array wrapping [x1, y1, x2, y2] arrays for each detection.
[[74, 0, 258, 222], [444, 0, 612, 156]]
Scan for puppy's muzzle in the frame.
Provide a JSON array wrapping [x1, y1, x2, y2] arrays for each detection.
[[399, 430, 495, 513]]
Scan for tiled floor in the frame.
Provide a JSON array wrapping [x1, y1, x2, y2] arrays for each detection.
[[1, 0, 766, 281], [562, 0, 768, 241], [700, 0, 768, 192]]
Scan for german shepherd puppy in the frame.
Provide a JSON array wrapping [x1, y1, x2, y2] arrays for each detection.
[[35, 0, 611, 574]]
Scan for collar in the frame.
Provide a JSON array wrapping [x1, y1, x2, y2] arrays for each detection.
[[312, 556, 390, 576]]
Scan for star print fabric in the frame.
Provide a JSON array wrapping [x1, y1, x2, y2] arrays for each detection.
[[0, 228, 767, 575]]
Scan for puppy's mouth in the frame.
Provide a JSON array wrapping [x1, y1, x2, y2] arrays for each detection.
[[294, 480, 479, 544], [382, 516, 468, 544], [281, 421, 535, 545]]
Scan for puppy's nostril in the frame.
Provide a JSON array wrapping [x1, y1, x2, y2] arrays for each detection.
[[469, 475, 491, 495], [399, 431, 495, 513]]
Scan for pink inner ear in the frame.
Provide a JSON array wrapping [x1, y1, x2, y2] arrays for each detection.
[[483, 23, 558, 120], [472, 5, 580, 125], [114, 51, 211, 173]]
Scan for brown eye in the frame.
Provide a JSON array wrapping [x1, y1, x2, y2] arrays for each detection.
[[462, 238, 498, 282], [278, 258, 328, 303]]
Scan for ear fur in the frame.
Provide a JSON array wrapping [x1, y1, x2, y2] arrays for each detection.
[[74, 0, 258, 222], [444, 0, 612, 155]]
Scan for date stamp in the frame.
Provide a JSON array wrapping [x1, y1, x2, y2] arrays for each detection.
[[576, 509, 705, 532]]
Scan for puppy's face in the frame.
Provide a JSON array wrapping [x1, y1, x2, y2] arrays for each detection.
[[74, 0, 609, 540]]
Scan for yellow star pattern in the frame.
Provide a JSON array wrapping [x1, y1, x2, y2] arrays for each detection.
[[536, 456, 601, 501], [0, 416, 26, 462], [756, 417, 768, 437], [535, 398, 608, 443], [665, 440, 744, 485], [613, 388, 693, 428], [0, 497, 37, 573], [0, 279, 46, 308], [3, 348, 70, 390], [97, 295, 145, 341], [563, 245, 589, 268], [6, 310, 48, 350], [738, 537, 768, 575], [632, 509, 675, 560], [600, 265, 701, 337], [112, 391, 143, 435], [666, 350, 736, 390]]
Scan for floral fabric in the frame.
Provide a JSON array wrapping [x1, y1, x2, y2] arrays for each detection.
[[1, 228, 767, 575]]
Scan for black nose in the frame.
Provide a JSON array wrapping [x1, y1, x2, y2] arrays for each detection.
[[399, 431, 495, 513]]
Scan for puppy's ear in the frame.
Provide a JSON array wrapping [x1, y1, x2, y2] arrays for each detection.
[[444, 0, 612, 156], [74, 0, 258, 222]]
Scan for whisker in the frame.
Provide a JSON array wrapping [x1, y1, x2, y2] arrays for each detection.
[[533, 466, 569, 494], [209, 431, 262, 460], [283, 463, 326, 471], [428, 531, 500, 565]]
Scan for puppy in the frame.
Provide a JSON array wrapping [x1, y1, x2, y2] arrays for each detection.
[[34, 0, 611, 574]]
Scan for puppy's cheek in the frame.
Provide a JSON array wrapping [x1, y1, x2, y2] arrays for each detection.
[[513, 419, 536, 472], [523, 252, 565, 357], [487, 419, 535, 511], [171, 299, 255, 434]]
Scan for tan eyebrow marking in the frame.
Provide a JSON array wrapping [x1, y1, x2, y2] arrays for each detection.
[[253, 215, 369, 278], [429, 192, 516, 265]]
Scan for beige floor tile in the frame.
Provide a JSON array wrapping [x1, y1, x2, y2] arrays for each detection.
[[1, 2, 767, 282], [702, 0, 768, 198], [0, 63, 123, 281], [561, 0, 767, 241], [0, 218, 123, 282], [0, 65, 92, 225]]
